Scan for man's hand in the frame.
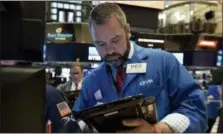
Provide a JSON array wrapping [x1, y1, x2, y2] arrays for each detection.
[[119, 118, 173, 133], [207, 95, 214, 100], [207, 95, 214, 104]]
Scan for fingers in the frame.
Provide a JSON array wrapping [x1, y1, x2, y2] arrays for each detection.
[[122, 118, 147, 127], [117, 125, 154, 133], [117, 128, 137, 133], [207, 95, 214, 100]]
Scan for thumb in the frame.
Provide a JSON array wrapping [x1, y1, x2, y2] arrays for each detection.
[[122, 118, 146, 127]]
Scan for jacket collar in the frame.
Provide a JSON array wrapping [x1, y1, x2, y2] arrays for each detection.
[[122, 43, 149, 91], [99, 43, 150, 97]]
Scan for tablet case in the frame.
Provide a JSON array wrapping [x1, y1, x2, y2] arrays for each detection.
[[73, 94, 157, 132]]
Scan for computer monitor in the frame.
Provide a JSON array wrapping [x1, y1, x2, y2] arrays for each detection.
[[46, 23, 76, 44], [46, 43, 77, 61], [192, 51, 217, 67], [88, 47, 101, 61], [0, 66, 45, 133]]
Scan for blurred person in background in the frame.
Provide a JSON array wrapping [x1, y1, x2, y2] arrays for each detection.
[[57, 61, 83, 93], [57, 61, 83, 107], [46, 72, 54, 86]]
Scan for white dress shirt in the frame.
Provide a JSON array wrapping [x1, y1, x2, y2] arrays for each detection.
[[70, 81, 82, 91]]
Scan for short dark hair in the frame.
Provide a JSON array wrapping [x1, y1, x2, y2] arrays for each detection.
[[71, 62, 83, 72], [88, 2, 127, 30]]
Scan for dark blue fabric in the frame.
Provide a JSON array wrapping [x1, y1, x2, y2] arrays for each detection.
[[206, 85, 221, 119], [45, 85, 82, 133]]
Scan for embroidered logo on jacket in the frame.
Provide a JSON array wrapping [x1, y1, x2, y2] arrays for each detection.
[[140, 79, 154, 86]]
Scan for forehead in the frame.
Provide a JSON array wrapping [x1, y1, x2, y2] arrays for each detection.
[[90, 15, 124, 41], [71, 66, 81, 72]]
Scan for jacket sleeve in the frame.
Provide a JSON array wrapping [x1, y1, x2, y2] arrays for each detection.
[[45, 85, 82, 133], [165, 52, 208, 133]]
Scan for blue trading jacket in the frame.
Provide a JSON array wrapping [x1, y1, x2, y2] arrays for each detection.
[[73, 44, 208, 132], [45, 85, 82, 133]]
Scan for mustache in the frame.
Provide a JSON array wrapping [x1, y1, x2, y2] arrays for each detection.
[[104, 53, 122, 60]]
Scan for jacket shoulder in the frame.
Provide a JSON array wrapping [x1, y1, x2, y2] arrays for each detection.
[[82, 63, 105, 84], [136, 46, 174, 61]]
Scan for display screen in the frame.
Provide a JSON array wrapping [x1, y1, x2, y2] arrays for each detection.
[[61, 68, 70, 78], [217, 55, 222, 66], [136, 38, 164, 50], [88, 47, 101, 61], [197, 40, 218, 48], [46, 43, 91, 62], [192, 51, 217, 67], [170, 51, 217, 67], [172, 53, 184, 64], [217, 50, 223, 66], [46, 23, 75, 44], [46, 44, 76, 61]]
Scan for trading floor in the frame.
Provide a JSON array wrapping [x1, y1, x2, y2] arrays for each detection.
[[0, 1, 222, 133]]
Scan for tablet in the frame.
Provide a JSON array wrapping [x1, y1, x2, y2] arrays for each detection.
[[73, 94, 157, 132]]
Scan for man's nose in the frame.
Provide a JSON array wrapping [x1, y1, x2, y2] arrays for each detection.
[[106, 44, 114, 55]]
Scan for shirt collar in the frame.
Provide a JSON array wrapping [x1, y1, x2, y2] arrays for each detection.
[[128, 41, 134, 59], [72, 80, 82, 87]]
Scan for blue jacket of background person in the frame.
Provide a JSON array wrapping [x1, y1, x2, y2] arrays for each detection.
[[45, 85, 82, 133], [73, 43, 208, 133], [206, 85, 221, 119]]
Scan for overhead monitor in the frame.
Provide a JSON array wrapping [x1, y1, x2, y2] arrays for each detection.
[[197, 40, 218, 49], [192, 51, 217, 67], [61, 68, 70, 78], [217, 50, 223, 67], [46, 23, 75, 44], [172, 53, 184, 65], [136, 38, 164, 49], [46, 43, 76, 61], [88, 47, 101, 61]]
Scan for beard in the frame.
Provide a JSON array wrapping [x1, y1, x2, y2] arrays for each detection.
[[103, 39, 130, 68]]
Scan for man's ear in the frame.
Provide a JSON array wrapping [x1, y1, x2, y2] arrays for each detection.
[[125, 23, 131, 39]]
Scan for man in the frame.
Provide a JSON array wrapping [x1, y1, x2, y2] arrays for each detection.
[[57, 62, 83, 108], [45, 84, 82, 133], [73, 2, 207, 133], [57, 62, 83, 93], [57, 62, 83, 107]]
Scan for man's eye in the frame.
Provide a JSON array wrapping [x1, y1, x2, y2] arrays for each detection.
[[97, 43, 105, 47], [112, 38, 120, 44]]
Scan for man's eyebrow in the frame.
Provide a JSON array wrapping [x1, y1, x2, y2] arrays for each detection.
[[111, 35, 120, 40], [94, 34, 121, 44], [94, 41, 105, 44]]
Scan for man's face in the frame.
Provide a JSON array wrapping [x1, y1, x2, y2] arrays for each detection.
[[70, 66, 83, 84], [90, 15, 131, 67]]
